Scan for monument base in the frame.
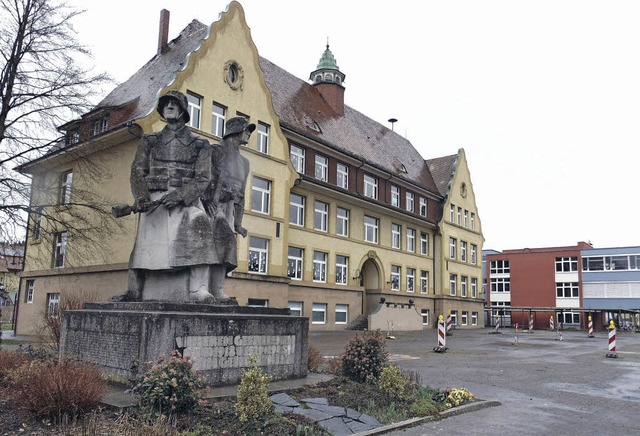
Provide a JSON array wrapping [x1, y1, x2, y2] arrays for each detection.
[[60, 302, 309, 386]]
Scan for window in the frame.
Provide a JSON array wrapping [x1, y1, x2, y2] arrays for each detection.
[[251, 177, 271, 214], [391, 224, 401, 249], [363, 174, 378, 199], [450, 311, 458, 326], [449, 237, 457, 259], [557, 312, 580, 325], [92, 116, 108, 136], [335, 304, 348, 324], [472, 312, 478, 326], [186, 92, 201, 129], [471, 244, 477, 265], [471, 277, 478, 298], [26, 280, 34, 303], [460, 241, 467, 262], [462, 311, 468, 326], [287, 247, 304, 280], [391, 185, 400, 207], [257, 122, 269, 153], [406, 268, 415, 292], [421, 309, 430, 326], [336, 207, 349, 237], [46, 293, 60, 318], [491, 277, 510, 293], [490, 260, 510, 274], [313, 251, 327, 282], [464, 210, 469, 228], [248, 237, 268, 274], [406, 192, 414, 212], [212, 103, 226, 137], [420, 232, 429, 256], [461, 276, 468, 297], [53, 231, 67, 268], [314, 201, 328, 232], [312, 303, 327, 324], [59, 170, 73, 205], [391, 265, 401, 290], [555, 257, 578, 272], [419, 197, 427, 217], [337, 163, 349, 189], [457, 207, 462, 225], [336, 255, 348, 285], [556, 282, 579, 298], [288, 301, 303, 317], [471, 213, 476, 230], [247, 298, 268, 307], [449, 204, 455, 222], [66, 128, 79, 145], [450, 274, 457, 296], [290, 144, 305, 173], [33, 207, 43, 240], [364, 216, 379, 243], [289, 194, 305, 226], [420, 270, 429, 293], [406, 228, 416, 253], [315, 155, 328, 182]]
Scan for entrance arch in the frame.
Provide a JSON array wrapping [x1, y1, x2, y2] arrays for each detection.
[[361, 258, 380, 315]]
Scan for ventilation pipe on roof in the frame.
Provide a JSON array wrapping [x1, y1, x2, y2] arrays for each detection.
[[158, 9, 170, 54]]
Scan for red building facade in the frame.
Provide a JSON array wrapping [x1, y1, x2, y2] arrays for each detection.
[[486, 242, 592, 329]]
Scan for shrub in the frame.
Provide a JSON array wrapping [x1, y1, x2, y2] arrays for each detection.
[[132, 350, 206, 417], [235, 355, 273, 423], [7, 359, 105, 421], [410, 398, 438, 416], [37, 291, 99, 352], [340, 329, 388, 383], [377, 365, 406, 399], [307, 344, 323, 372], [0, 349, 29, 382], [442, 387, 474, 408]]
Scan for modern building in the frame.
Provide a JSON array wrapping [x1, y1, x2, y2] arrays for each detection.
[[15, 2, 484, 334], [485, 242, 640, 330], [581, 246, 640, 329]]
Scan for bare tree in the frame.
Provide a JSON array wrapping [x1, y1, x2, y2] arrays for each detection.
[[0, 0, 115, 254]]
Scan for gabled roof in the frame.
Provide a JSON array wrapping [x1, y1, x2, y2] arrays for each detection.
[[426, 153, 458, 197], [50, 14, 451, 198]]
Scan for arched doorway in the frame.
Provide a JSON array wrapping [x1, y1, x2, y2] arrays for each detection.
[[361, 258, 380, 315]]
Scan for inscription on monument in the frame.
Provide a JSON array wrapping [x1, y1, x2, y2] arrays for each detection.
[[175, 335, 296, 370]]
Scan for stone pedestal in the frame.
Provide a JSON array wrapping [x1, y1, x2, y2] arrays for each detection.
[[60, 302, 308, 386]]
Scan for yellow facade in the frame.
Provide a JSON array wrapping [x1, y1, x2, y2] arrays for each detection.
[[16, 2, 484, 334]]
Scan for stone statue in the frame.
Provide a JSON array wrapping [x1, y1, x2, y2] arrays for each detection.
[[119, 90, 253, 303], [207, 116, 254, 298]]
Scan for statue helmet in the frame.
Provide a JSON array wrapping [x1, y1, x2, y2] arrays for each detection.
[[223, 116, 256, 139], [157, 90, 190, 123]]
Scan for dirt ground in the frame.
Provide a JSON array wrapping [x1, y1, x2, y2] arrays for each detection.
[[310, 327, 640, 435]]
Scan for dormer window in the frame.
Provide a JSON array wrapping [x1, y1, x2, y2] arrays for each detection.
[[92, 116, 109, 137], [66, 129, 79, 145], [314, 74, 322, 83]]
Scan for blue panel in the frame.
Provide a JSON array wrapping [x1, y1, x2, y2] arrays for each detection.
[[581, 246, 640, 256], [582, 271, 640, 282], [583, 298, 640, 309]]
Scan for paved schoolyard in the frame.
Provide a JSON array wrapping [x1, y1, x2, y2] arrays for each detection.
[[310, 327, 640, 435]]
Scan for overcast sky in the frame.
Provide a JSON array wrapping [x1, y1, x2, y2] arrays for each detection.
[[68, 0, 640, 251]]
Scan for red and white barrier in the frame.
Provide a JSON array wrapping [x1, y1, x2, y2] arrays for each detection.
[[549, 316, 555, 331], [446, 312, 453, 336], [495, 315, 501, 331], [606, 320, 618, 358], [528, 315, 534, 333], [433, 315, 447, 353], [514, 323, 519, 345], [587, 316, 595, 338]]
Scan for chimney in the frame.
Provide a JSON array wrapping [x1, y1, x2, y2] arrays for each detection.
[[157, 9, 170, 54]]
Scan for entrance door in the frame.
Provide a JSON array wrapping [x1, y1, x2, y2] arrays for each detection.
[[361, 258, 380, 315]]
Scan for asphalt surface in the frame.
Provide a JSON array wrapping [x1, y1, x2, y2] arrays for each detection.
[[5, 328, 640, 434], [310, 327, 640, 435]]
